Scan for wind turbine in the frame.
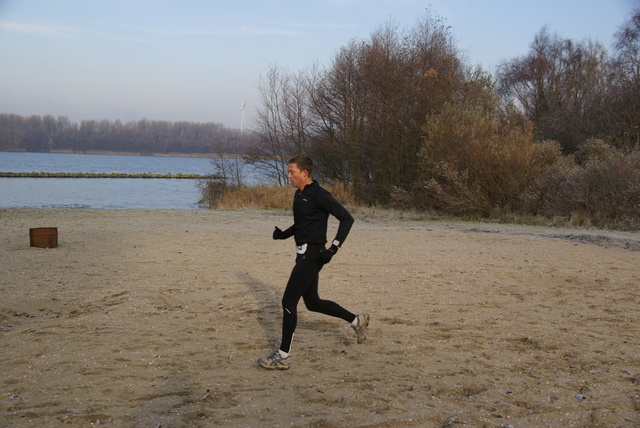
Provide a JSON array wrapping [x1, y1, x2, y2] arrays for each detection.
[[240, 100, 247, 135]]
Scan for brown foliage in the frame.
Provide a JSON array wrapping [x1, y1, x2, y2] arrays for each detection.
[[416, 113, 640, 228], [416, 104, 552, 216], [245, 9, 640, 229], [529, 142, 640, 228], [257, 11, 467, 203]]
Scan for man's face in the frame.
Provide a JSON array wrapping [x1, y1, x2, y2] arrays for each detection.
[[288, 163, 310, 190]]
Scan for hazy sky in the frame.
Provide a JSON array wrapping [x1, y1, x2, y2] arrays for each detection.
[[0, 0, 636, 129]]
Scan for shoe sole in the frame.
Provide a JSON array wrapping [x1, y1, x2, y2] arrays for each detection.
[[257, 359, 290, 370], [356, 314, 370, 344]]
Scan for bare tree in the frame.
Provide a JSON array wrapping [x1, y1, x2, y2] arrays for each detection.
[[609, 9, 640, 148], [308, 38, 369, 186], [250, 63, 315, 185], [308, 11, 466, 202], [497, 27, 610, 152]]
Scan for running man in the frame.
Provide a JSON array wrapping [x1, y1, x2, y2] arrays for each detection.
[[258, 155, 369, 370]]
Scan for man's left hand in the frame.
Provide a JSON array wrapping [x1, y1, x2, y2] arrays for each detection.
[[317, 245, 338, 266]]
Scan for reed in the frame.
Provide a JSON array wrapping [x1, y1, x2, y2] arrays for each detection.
[[199, 181, 357, 210]]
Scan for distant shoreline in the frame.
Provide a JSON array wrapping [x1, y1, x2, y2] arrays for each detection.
[[0, 171, 219, 179], [0, 149, 246, 159]]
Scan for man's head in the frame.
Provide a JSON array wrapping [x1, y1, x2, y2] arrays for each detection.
[[288, 155, 313, 190]]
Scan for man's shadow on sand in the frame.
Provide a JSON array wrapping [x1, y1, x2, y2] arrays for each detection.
[[237, 272, 281, 346], [238, 272, 350, 347]]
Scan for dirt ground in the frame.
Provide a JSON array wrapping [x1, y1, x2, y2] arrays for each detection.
[[1, 209, 638, 427]]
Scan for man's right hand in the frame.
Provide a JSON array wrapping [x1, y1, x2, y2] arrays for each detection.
[[273, 226, 286, 240]]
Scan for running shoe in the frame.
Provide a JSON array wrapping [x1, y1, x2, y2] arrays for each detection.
[[257, 350, 290, 370], [351, 313, 370, 344]]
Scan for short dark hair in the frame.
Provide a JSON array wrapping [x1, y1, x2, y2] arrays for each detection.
[[289, 154, 313, 177]]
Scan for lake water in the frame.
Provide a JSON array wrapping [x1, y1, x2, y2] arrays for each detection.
[[0, 152, 255, 209]]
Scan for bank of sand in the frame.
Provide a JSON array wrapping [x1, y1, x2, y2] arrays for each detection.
[[1, 209, 638, 427]]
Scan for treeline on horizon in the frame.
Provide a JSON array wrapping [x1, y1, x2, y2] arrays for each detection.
[[0, 114, 253, 155], [239, 9, 640, 229]]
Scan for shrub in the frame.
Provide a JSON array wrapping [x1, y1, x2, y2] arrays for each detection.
[[560, 147, 639, 227], [524, 141, 640, 228], [574, 138, 617, 165], [517, 140, 572, 215], [416, 104, 549, 216], [197, 178, 228, 208]]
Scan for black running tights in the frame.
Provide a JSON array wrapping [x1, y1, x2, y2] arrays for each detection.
[[279, 244, 355, 353]]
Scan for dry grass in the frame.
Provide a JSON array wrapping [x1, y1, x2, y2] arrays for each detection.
[[215, 184, 292, 209], [199, 176, 639, 231], [199, 181, 357, 211]]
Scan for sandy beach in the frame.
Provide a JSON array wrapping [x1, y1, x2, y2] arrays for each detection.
[[1, 208, 638, 427]]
